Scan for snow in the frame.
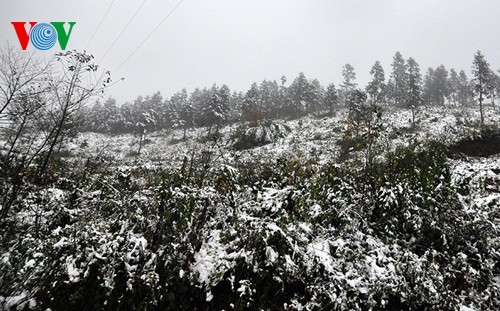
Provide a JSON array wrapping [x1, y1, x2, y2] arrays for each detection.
[[1, 252, 10, 265], [307, 240, 335, 274], [52, 226, 62, 235], [24, 259, 36, 269], [4, 292, 28, 310], [266, 246, 279, 264], [66, 256, 81, 282], [53, 237, 69, 248], [266, 222, 283, 233], [191, 230, 237, 286], [2, 104, 500, 309], [205, 291, 213, 302]]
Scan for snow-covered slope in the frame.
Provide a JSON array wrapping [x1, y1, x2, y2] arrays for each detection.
[[1, 105, 500, 310]]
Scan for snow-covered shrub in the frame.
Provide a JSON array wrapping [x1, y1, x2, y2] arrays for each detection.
[[1, 129, 500, 310], [231, 121, 291, 150], [370, 143, 454, 241]]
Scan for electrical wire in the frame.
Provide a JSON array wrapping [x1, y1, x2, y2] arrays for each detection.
[[98, 0, 148, 63], [113, 0, 185, 73], [85, 0, 116, 50]]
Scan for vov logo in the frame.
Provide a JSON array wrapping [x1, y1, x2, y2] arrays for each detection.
[[11, 22, 76, 50]]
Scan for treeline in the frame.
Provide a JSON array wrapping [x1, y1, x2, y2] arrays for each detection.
[[81, 50, 499, 134]]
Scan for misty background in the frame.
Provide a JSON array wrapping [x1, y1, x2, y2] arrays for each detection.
[[1, 0, 499, 103]]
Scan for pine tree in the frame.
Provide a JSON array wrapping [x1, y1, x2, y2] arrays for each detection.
[[448, 69, 460, 105], [494, 70, 500, 107], [406, 57, 422, 125], [229, 91, 244, 121], [288, 72, 315, 116], [277, 76, 288, 118], [457, 70, 473, 106], [340, 64, 357, 106], [433, 65, 449, 105], [472, 50, 492, 125], [389, 51, 407, 106], [169, 88, 194, 139], [211, 84, 231, 132], [366, 61, 386, 105], [324, 83, 339, 115], [308, 78, 325, 113], [422, 68, 434, 105], [259, 79, 280, 118], [191, 87, 212, 127], [242, 82, 262, 123], [487, 69, 500, 107], [346, 89, 368, 137], [345, 89, 382, 169]]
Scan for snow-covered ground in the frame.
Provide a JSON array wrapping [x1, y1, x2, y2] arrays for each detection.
[[2, 105, 500, 310], [68, 105, 498, 165]]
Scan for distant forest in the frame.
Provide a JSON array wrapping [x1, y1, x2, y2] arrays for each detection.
[[82, 51, 500, 134]]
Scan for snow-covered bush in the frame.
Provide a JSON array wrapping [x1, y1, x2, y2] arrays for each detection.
[[231, 121, 291, 150], [1, 134, 499, 310]]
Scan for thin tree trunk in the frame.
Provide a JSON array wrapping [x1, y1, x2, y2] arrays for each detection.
[[479, 88, 484, 126], [5, 113, 28, 165], [39, 106, 68, 177], [411, 108, 416, 127], [138, 129, 145, 155], [39, 63, 80, 177]]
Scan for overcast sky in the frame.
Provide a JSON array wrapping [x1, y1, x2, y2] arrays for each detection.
[[2, 0, 500, 103]]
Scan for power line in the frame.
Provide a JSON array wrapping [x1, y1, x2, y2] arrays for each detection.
[[99, 0, 148, 63], [114, 0, 185, 73], [85, 0, 116, 50]]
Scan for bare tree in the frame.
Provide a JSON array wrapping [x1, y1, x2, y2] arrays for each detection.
[[37, 51, 110, 177], [3, 92, 45, 164], [0, 43, 48, 115], [1, 50, 109, 219]]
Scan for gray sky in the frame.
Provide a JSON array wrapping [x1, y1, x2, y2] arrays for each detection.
[[2, 0, 500, 103]]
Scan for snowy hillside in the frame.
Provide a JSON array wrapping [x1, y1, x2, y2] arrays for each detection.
[[70, 105, 495, 164], [1, 105, 500, 310]]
